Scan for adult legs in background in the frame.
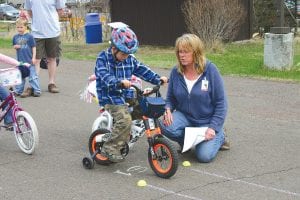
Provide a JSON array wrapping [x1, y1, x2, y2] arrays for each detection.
[[35, 37, 61, 93], [47, 57, 57, 85]]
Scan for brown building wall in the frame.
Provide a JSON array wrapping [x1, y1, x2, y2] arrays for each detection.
[[110, 0, 252, 46]]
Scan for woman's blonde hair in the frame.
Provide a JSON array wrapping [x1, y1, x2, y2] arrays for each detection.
[[175, 33, 206, 74]]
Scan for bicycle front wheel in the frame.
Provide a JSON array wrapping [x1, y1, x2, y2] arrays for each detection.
[[148, 137, 178, 179], [14, 111, 39, 154]]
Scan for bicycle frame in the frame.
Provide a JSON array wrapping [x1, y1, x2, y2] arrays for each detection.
[[94, 84, 165, 148], [0, 92, 22, 130], [94, 107, 145, 146]]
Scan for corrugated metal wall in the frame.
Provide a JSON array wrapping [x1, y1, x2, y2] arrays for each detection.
[[110, 0, 252, 46]]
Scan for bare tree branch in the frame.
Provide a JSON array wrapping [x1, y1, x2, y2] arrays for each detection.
[[182, 0, 246, 49]]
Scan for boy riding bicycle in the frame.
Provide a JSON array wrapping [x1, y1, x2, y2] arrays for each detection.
[[94, 26, 168, 162]]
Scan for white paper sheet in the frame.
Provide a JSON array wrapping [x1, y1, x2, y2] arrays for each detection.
[[108, 22, 129, 29], [182, 127, 208, 153]]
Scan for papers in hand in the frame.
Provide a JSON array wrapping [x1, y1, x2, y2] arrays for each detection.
[[182, 127, 208, 153]]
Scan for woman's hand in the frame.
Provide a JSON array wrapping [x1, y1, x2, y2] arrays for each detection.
[[205, 128, 215, 140], [163, 108, 173, 126]]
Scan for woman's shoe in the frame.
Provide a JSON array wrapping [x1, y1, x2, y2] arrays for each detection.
[[220, 140, 230, 150]]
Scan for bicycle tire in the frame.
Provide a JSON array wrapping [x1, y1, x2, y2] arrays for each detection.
[[88, 128, 112, 165], [148, 137, 178, 178], [14, 111, 39, 154]]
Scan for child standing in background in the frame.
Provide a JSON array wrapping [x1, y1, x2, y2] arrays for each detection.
[[12, 17, 41, 97]]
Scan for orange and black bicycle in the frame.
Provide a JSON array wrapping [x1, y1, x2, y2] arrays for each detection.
[[82, 82, 178, 178]]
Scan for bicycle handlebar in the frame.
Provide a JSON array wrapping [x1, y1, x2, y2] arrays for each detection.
[[118, 80, 164, 98]]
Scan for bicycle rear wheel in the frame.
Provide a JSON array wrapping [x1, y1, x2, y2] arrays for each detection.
[[14, 111, 39, 154], [89, 128, 112, 165]]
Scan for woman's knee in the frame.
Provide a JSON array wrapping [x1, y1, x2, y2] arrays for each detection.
[[160, 122, 180, 138], [195, 145, 217, 163], [195, 152, 215, 163]]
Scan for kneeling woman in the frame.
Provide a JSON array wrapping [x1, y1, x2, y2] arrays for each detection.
[[160, 34, 229, 163]]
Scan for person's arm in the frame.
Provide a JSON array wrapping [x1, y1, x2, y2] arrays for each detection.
[[0, 53, 26, 67], [94, 55, 121, 90], [131, 57, 161, 85], [56, 0, 65, 16], [12, 36, 21, 50], [165, 68, 177, 111], [163, 68, 177, 126], [24, 0, 32, 18], [32, 47, 36, 65], [208, 63, 227, 133], [56, 9, 64, 17]]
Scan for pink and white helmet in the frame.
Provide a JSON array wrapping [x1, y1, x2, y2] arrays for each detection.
[[111, 27, 139, 54]]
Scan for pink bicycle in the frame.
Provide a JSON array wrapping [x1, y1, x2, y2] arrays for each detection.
[[0, 54, 38, 154], [0, 90, 39, 154]]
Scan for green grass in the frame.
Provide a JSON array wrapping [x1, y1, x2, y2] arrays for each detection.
[[208, 41, 300, 81], [1, 37, 299, 82], [0, 37, 12, 48]]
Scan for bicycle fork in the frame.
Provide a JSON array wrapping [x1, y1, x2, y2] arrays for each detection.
[[144, 117, 162, 160]]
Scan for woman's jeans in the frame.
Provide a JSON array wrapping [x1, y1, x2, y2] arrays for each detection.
[[0, 86, 13, 124], [15, 65, 41, 95], [160, 110, 225, 163]]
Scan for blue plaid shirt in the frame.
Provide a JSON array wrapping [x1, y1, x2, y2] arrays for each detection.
[[95, 47, 161, 106]]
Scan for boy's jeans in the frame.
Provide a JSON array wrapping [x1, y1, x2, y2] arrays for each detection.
[[160, 110, 225, 163], [15, 65, 41, 95], [0, 86, 13, 124]]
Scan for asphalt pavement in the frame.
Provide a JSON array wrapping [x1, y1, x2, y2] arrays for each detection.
[[0, 58, 299, 200]]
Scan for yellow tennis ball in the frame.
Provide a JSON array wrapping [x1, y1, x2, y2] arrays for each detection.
[[182, 161, 191, 167], [137, 179, 147, 187]]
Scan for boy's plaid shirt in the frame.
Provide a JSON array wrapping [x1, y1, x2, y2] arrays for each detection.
[[95, 47, 161, 106]]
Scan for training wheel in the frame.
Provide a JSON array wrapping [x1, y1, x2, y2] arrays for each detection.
[[82, 157, 94, 169]]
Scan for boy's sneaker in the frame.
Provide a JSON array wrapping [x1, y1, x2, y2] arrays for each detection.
[[33, 92, 41, 97], [4, 122, 14, 131], [20, 87, 33, 98], [101, 148, 125, 163], [48, 84, 59, 93]]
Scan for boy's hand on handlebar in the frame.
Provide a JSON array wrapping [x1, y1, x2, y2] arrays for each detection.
[[121, 80, 131, 88], [160, 76, 168, 85]]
